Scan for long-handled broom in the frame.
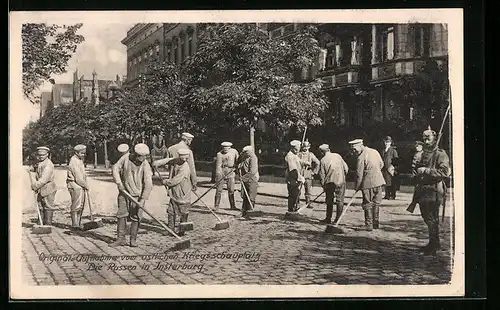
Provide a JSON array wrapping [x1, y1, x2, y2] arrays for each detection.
[[325, 190, 360, 234], [28, 171, 52, 234], [119, 189, 191, 250], [150, 159, 194, 232], [297, 190, 325, 215], [191, 168, 236, 206], [192, 191, 230, 230], [82, 190, 104, 231]]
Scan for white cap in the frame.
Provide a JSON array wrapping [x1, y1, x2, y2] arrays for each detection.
[[348, 139, 364, 145], [221, 141, 233, 147], [74, 144, 87, 151], [178, 148, 190, 156], [290, 140, 301, 147], [319, 144, 329, 151], [134, 143, 150, 156], [181, 132, 194, 139], [117, 143, 129, 153], [36, 146, 50, 153], [242, 145, 253, 152]]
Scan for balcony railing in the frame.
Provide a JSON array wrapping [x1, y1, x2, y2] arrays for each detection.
[[317, 64, 363, 89]]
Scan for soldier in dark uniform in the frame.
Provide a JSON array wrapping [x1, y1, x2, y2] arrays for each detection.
[[381, 136, 399, 200], [413, 129, 450, 256]]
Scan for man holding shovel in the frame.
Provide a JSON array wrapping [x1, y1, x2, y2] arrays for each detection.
[[66, 144, 89, 230], [214, 142, 239, 210], [28, 146, 57, 226], [236, 145, 259, 219], [317, 144, 349, 225], [285, 140, 305, 212], [349, 139, 385, 231], [110, 143, 153, 247], [155, 149, 193, 236]]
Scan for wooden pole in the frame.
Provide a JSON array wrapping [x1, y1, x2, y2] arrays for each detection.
[[104, 139, 109, 169]]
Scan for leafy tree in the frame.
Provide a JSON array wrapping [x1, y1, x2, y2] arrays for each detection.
[[22, 23, 85, 103], [182, 23, 328, 147]]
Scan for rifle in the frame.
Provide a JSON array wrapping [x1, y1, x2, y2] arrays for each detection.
[[407, 101, 451, 214]]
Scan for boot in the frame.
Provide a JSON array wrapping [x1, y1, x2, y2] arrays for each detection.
[[214, 194, 221, 210], [180, 214, 188, 223], [229, 194, 238, 210], [109, 218, 127, 247], [129, 221, 139, 247], [305, 196, 312, 208], [333, 203, 344, 224], [167, 212, 176, 230], [424, 223, 441, 255], [77, 209, 84, 229], [372, 205, 380, 229], [70, 211, 82, 230], [319, 203, 333, 224], [362, 208, 373, 231], [44, 210, 54, 226]]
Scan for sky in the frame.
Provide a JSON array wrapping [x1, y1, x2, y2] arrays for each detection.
[[20, 23, 135, 126]]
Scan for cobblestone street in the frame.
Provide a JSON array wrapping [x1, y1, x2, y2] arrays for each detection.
[[21, 167, 454, 286]]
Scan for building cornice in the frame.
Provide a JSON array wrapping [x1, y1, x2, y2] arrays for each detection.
[[121, 23, 163, 45]]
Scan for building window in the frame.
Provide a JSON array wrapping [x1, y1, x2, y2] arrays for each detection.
[[415, 25, 430, 57], [149, 48, 153, 56], [180, 39, 185, 62], [379, 26, 395, 61], [167, 48, 171, 62], [188, 36, 193, 56], [138, 55, 142, 62], [326, 43, 335, 69], [155, 45, 160, 55]]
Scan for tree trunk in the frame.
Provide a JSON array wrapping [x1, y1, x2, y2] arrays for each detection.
[[104, 139, 109, 169], [94, 149, 98, 169], [250, 125, 255, 149]]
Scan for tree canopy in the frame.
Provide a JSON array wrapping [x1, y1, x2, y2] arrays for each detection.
[[22, 23, 85, 103], [182, 23, 328, 138]]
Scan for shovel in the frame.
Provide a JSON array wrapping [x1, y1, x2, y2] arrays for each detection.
[[325, 190, 360, 234], [193, 191, 230, 230], [119, 189, 191, 250], [28, 171, 52, 234], [82, 190, 103, 231], [150, 159, 194, 232]]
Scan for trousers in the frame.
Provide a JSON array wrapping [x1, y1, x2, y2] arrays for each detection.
[[116, 193, 143, 222], [287, 182, 301, 212], [420, 202, 441, 247], [68, 183, 85, 212]]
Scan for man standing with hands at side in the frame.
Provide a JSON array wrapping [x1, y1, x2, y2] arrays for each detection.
[[214, 142, 239, 210], [67, 144, 88, 230], [349, 139, 385, 231], [298, 140, 320, 207], [317, 144, 349, 225]]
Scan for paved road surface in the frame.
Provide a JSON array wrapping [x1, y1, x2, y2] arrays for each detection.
[[20, 168, 454, 285]]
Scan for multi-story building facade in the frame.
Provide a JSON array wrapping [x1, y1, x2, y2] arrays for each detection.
[[121, 23, 165, 86], [265, 23, 448, 130]]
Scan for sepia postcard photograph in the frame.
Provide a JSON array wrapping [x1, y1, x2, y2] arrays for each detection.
[[9, 9, 464, 299]]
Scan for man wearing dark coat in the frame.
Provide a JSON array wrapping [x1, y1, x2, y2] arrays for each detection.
[[381, 136, 399, 200], [413, 129, 451, 256]]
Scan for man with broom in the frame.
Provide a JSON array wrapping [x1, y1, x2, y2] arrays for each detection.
[[285, 140, 305, 212], [167, 133, 197, 192], [317, 144, 349, 225], [349, 139, 385, 231], [66, 144, 89, 230], [412, 128, 450, 256], [28, 146, 58, 227], [236, 145, 259, 219], [110, 143, 153, 247], [156, 148, 193, 236]]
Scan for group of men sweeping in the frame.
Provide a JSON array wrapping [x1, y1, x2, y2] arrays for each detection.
[[28, 126, 450, 256]]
